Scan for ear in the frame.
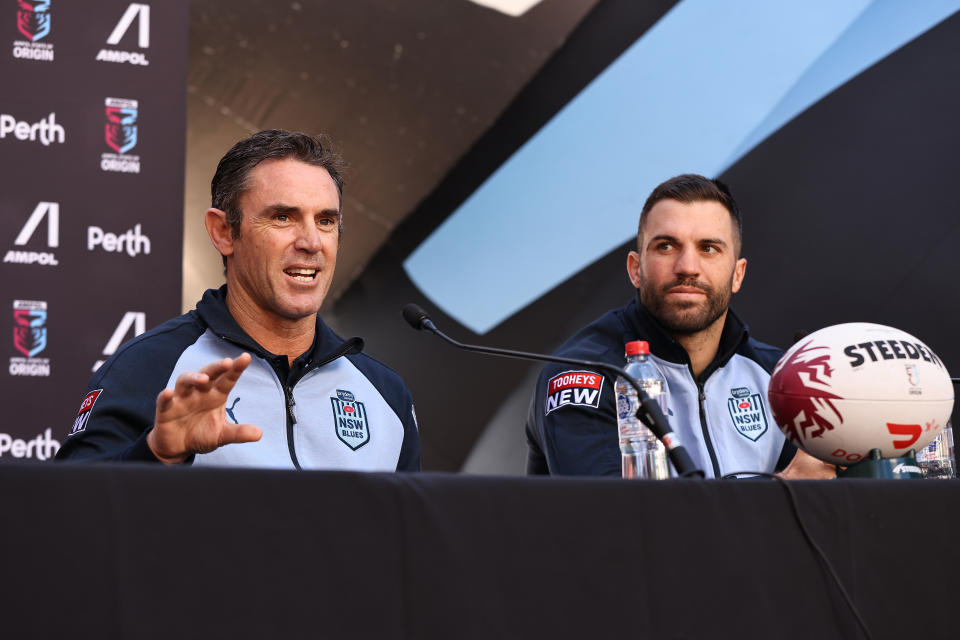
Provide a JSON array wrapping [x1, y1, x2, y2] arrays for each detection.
[[626, 251, 642, 289], [731, 257, 747, 294], [205, 208, 234, 258]]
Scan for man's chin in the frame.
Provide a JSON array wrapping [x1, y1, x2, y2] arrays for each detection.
[[657, 305, 719, 335], [275, 299, 324, 321]]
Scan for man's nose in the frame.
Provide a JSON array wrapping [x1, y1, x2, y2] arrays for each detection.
[[674, 245, 700, 275], [294, 222, 323, 252]]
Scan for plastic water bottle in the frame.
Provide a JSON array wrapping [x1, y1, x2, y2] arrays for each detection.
[[616, 340, 670, 479], [916, 422, 956, 479]]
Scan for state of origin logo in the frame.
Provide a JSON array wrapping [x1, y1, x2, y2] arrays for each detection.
[[10, 299, 50, 377], [12, 0, 54, 62], [101, 97, 141, 174]]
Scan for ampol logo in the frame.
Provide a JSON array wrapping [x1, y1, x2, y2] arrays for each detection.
[[92, 311, 145, 371], [96, 3, 150, 66], [12, 0, 54, 61], [3, 201, 59, 266]]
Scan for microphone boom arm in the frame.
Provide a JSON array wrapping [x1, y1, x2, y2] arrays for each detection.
[[410, 309, 704, 478]]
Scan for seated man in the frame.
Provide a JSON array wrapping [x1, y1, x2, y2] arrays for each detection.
[[525, 174, 829, 479], [57, 130, 420, 470]]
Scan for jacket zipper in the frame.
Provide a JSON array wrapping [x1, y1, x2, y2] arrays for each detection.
[[697, 382, 721, 478], [284, 385, 301, 470], [281, 338, 362, 471]]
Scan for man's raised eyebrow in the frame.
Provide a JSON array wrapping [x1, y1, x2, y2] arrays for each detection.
[[263, 203, 299, 215], [647, 233, 678, 247], [262, 204, 341, 219], [699, 237, 728, 247]]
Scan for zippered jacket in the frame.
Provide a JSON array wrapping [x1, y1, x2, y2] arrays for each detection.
[[56, 287, 421, 471], [526, 294, 791, 478]]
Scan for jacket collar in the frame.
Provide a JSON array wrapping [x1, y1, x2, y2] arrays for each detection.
[[195, 286, 364, 368], [626, 290, 749, 380]]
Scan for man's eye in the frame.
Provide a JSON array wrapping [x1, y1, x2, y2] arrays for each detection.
[[275, 214, 289, 222], [703, 245, 719, 254], [656, 242, 673, 251]]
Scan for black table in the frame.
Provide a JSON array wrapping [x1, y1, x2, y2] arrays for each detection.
[[2, 464, 956, 639]]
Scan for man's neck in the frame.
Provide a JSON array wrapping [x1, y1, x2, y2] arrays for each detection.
[[672, 311, 728, 379], [225, 290, 316, 366]]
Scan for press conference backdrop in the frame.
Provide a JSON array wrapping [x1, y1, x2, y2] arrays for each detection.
[[330, 1, 960, 471], [0, 1, 188, 462], [2, 0, 959, 472]]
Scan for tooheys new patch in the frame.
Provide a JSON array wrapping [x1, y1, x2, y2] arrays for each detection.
[[70, 389, 103, 435], [545, 370, 604, 415]]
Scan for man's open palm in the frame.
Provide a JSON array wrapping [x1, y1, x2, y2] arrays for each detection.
[[147, 353, 262, 464]]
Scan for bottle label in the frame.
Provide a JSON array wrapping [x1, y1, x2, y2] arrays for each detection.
[[617, 393, 633, 421]]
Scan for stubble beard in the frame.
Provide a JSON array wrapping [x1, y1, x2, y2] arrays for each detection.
[[640, 274, 733, 336]]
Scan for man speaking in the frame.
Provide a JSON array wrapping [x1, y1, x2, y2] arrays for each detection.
[[525, 174, 829, 479], [58, 130, 420, 471]]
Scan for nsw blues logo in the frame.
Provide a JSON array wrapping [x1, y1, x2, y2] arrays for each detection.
[[17, 0, 51, 42], [104, 97, 138, 154], [727, 387, 769, 442], [331, 389, 369, 450], [13, 299, 46, 357]]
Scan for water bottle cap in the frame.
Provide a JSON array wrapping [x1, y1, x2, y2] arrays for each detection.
[[625, 340, 649, 356]]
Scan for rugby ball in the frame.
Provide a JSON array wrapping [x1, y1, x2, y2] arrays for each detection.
[[768, 323, 954, 465]]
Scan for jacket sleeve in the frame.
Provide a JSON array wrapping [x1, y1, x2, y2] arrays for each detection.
[[347, 352, 422, 472], [526, 364, 621, 476], [395, 389, 422, 472], [54, 325, 196, 463], [55, 352, 164, 462]]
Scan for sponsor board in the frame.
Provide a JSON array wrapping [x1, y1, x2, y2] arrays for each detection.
[[10, 299, 50, 377], [101, 97, 140, 173], [96, 3, 150, 66], [4, 201, 59, 266], [12, 0, 54, 62]]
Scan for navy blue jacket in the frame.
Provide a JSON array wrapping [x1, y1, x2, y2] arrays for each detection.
[[57, 287, 421, 471], [526, 295, 792, 477]]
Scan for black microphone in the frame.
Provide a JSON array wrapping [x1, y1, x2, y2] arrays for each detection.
[[402, 303, 704, 478]]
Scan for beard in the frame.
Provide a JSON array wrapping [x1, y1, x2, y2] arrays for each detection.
[[639, 274, 733, 336]]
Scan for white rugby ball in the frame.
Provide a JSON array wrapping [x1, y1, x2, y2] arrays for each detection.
[[768, 323, 954, 465]]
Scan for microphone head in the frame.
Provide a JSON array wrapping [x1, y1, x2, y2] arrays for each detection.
[[402, 303, 431, 331]]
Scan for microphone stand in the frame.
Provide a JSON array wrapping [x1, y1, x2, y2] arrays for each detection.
[[402, 304, 704, 478]]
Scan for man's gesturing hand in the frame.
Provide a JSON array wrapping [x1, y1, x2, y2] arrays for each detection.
[[147, 353, 262, 464]]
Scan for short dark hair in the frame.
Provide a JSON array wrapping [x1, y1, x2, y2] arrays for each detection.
[[637, 174, 742, 256], [211, 129, 345, 238]]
